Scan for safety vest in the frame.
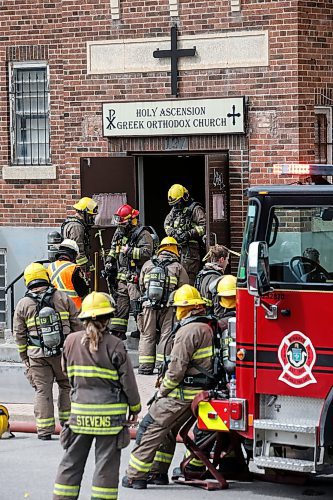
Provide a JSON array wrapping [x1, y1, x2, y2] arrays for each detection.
[[48, 261, 81, 309]]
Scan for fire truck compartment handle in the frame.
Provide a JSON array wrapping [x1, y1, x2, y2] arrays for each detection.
[[281, 309, 291, 316]]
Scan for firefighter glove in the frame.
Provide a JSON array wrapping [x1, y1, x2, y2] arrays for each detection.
[[104, 262, 115, 275], [177, 231, 191, 244]]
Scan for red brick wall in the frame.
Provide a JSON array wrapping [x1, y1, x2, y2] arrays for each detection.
[[0, 0, 332, 253]]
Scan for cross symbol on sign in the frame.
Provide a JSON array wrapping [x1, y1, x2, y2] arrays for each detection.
[[153, 25, 196, 97], [227, 105, 241, 126]]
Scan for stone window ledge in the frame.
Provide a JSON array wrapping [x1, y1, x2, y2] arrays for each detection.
[[2, 165, 57, 180]]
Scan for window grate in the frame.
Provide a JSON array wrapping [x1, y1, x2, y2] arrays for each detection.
[[10, 65, 51, 166]]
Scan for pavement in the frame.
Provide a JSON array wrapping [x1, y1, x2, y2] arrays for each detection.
[[3, 369, 333, 499], [2, 434, 333, 499]]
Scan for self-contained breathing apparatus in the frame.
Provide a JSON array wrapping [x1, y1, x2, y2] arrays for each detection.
[[220, 314, 236, 375], [26, 286, 64, 357], [156, 315, 227, 392], [145, 256, 176, 310], [47, 231, 63, 262]]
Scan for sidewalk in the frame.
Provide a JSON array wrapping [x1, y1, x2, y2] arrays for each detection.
[[6, 370, 158, 423]]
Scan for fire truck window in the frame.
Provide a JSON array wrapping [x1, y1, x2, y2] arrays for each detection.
[[268, 206, 333, 285], [238, 199, 258, 281]]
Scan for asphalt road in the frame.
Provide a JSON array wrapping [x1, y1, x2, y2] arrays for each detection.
[[2, 433, 333, 499]]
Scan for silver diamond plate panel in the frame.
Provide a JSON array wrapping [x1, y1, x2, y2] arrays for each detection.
[[254, 456, 315, 473], [254, 419, 316, 433], [259, 394, 323, 422]]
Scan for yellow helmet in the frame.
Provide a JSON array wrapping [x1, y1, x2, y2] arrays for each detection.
[[73, 197, 98, 215], [217, 275, 236, 309], [172, 284, 206, 306], [217, 275, 237, 297], [168, 184, 189, 206], [0, 405, 9, 438], [79, 291, 115, 320], [24, 263, 50, 289], [158, 236, 180, 257]]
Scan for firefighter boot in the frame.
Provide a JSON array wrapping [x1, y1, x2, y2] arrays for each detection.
[[122, 475, 147, 489], [38, 434, 52, 441], [147, 473, 169, 485], [138, 365, 154, 375]]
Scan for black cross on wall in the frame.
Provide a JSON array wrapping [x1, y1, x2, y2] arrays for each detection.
[[153, 25, 196, 97]]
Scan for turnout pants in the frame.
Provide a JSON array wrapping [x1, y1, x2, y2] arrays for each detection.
[[180, 242, 201, 286], [53, 431, 120, 500], [28, 355, 70, 436], [110, 281, 140, 334], [138, 306, 175, 370], [127, 396, 192, 480]]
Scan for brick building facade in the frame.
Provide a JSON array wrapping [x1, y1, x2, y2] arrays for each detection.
[[0, 0, 332, 326]]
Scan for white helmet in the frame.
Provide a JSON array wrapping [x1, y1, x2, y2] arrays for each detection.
[[59, 239, 79, 255]]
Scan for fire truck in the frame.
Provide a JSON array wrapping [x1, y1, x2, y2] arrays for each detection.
[[198, 164, 333, 477]]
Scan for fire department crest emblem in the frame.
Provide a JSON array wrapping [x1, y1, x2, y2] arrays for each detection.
[[278, 331, 316, 388]]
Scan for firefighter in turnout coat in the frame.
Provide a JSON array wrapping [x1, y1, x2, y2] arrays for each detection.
[[137, 237, 189, 375], [175, 274, 238, 476], [48, 239, 89, 310], [13, 263, 82, 440], [164, 184, 206, 285], [105, 204, 154, 339], [61, 197, 98, 272], [53, 292, 141, 500], [195, 245, 230, 316], [122, 284, 214, 489]]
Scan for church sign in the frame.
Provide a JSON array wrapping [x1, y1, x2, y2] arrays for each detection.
[[102, 97, 245, 137]]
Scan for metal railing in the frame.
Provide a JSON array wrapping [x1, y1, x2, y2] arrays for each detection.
[[5, 260, 50, 330]]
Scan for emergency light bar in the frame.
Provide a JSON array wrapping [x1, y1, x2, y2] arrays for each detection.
[[273, 163, 333, 176]]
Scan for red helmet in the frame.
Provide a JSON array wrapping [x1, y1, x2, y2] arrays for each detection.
[[114, 204, 139, 225]]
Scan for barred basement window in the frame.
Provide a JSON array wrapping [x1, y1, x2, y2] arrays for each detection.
[[0, 250, 7, 325], [314, 107, 332, 165], [9, 62, 50, 165]]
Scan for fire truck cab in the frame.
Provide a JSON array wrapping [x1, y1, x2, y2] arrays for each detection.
[[235, 180, 333, 475]]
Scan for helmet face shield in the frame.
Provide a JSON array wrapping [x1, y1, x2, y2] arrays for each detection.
[[113, 204, 139, 226], [73, 197, 98, 215], [112, 214, 130, 226]]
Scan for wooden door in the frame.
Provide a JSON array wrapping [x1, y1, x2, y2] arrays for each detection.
[[205, 152, 230, 249], [80, 156, 136, 291]]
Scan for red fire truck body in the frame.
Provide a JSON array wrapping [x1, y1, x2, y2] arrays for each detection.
[[199, 177, 333, 474]]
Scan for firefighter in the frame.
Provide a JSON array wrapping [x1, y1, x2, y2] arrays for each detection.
[[122, 284, 214, 489], [105, 204, 154, 340], [13, 263, 82, 440], [195, 244, 230, 315], [53, 292, 141, 500], [174, 274, 238, 478], [303, 247, 320, 263], [164, 184, 206, 285], [217, 274, 237, 330], [137, 236, 189, 375], [61, 196, 98, 275], [47, 239, 89, 310]]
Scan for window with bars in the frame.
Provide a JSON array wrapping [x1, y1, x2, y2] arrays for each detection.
[[9, 63, 51, 165], [314, 107, 332, 165], [0, 250, 7, 325]]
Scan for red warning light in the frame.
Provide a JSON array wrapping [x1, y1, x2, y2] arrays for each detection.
[[273, 164, 333, 176], [273, 164, 311, 175]]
